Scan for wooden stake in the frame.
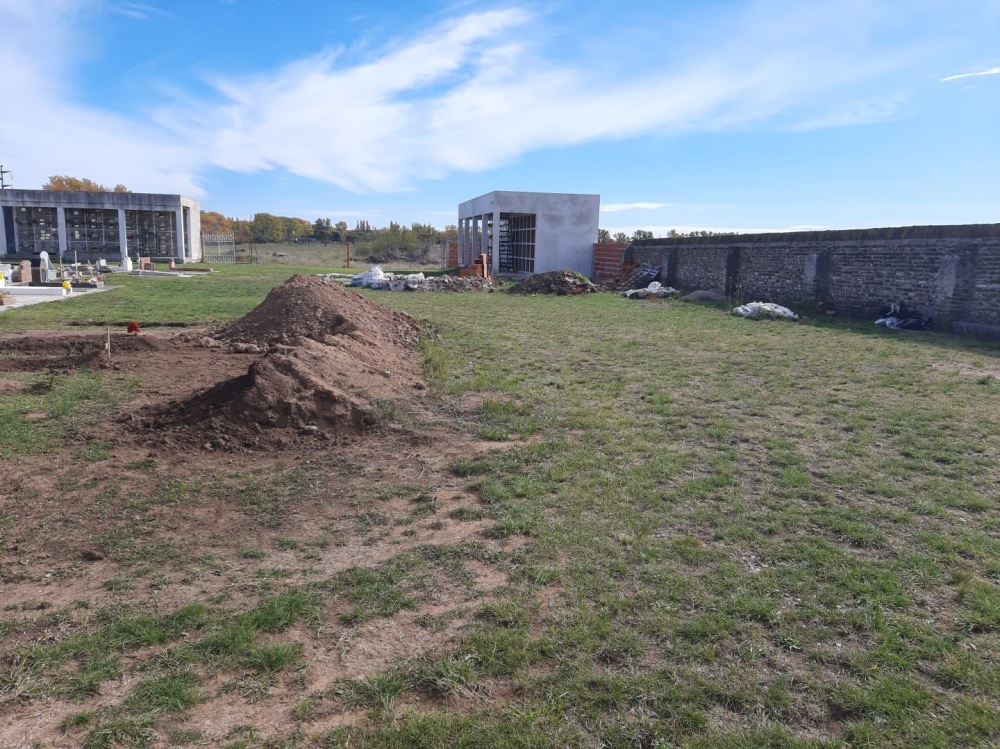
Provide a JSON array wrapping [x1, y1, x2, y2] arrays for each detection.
[[107, 326, 111, 359]]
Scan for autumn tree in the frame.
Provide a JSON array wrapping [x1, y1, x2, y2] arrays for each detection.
[[200, 211, 232, 233], [283, 217, 313, 242], [42, 175, 130, 192]]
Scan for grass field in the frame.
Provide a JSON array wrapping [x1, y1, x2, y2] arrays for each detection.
[[230, 240, 447, 269], [2, 267, 1000, 747]]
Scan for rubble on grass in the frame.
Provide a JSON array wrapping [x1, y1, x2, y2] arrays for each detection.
[[614, 262, 661, 291], [732, 302, 800, 321], [506, 270, 598, 295], [321, 267, 495, 292], [682, 289, 727, 303], [623, 281, 680, 300], [875, 302, 933, 330]]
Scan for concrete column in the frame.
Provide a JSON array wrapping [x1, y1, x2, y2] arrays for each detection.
[[471, 217, 479, 261], [175, 208, 185, 260], [0, 207, 7, 256], [458, 218, 466, 266], [118, 208, 128, 259], [480, 215, 487, 266], [56, 206, 68, 260], [492, 209, 500, 273]]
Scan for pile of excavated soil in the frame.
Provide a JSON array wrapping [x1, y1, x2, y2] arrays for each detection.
[[216, 274, 420, 349], [141, 275, 424, 449], [506, 270, 599, 296]]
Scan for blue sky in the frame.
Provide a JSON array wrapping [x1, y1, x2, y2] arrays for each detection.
[[1, 0, 997, 234]]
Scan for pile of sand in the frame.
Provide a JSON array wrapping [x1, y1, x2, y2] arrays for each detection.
[[145, 275, 424, 449]]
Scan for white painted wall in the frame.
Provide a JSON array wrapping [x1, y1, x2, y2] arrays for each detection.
[[458, 191, 600, 277]]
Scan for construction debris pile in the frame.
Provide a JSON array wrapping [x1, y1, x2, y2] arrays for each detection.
[[146, 275, 424, 449], [614, 262, 661, 292], [732, 302, 800, 321], [875, 302, 933, 330], [623, 281, 680, 300], [506, 270, 598, 295], [330, 266, 495, 292]]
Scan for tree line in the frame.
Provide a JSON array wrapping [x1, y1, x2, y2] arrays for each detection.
[[42, 175, 131, 193], [598, 228, 738, 243], [39, 175, 733, 248], [200, 211, 459, 250]]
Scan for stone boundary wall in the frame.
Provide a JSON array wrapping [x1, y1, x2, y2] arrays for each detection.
[[626, 224, 1000, 336]]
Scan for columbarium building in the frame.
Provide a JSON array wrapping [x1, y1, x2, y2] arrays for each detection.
[[457, 191, 600, 277], [0, 190, 202, 262]]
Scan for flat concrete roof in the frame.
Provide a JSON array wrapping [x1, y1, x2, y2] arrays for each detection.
[[0, 189, 198, 210]]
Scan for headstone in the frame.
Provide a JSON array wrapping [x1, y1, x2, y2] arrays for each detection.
[[38, 251, 56, 283], [139, 258, 154, 271], [19, 260, 31, 283]]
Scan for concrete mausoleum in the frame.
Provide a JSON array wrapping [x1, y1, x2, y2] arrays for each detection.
[[0, 189, 202, 263], [458, 191, 600, 277]]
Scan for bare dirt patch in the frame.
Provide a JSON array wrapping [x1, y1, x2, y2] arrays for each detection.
[[0, 276, 518, 748]]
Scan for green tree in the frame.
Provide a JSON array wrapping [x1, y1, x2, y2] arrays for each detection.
[[613, 232, 630, 244], [632, 229, 654, 241], [313, 218, 333, 244], [598, 228, 612, 243], [251, 213, 283, 243]]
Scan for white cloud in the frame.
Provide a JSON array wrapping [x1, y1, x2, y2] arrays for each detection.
[[941, 66, 1000, 81], [601, 203, 672, 213], [603, 224, 832, 236], [176, 2, 907, 193], [0, 0, 202, 194], [0, 0, 987, 196], [110, 4, 178, 21], [788, 93, 908, 131]]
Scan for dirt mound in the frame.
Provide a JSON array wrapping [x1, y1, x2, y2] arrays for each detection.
[[216, 274, 420, 349], [141, 275, 425, 449], [506, 271, 599, 296], [151, 337, 422, 449]]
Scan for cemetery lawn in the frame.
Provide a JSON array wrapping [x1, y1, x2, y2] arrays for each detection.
[[1, 268, 999, 748]]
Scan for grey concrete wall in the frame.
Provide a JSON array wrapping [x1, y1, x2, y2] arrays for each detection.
[[459, 191, 600, 277], [629, 225, 1000, 336], [0, 189, 202, 260]]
